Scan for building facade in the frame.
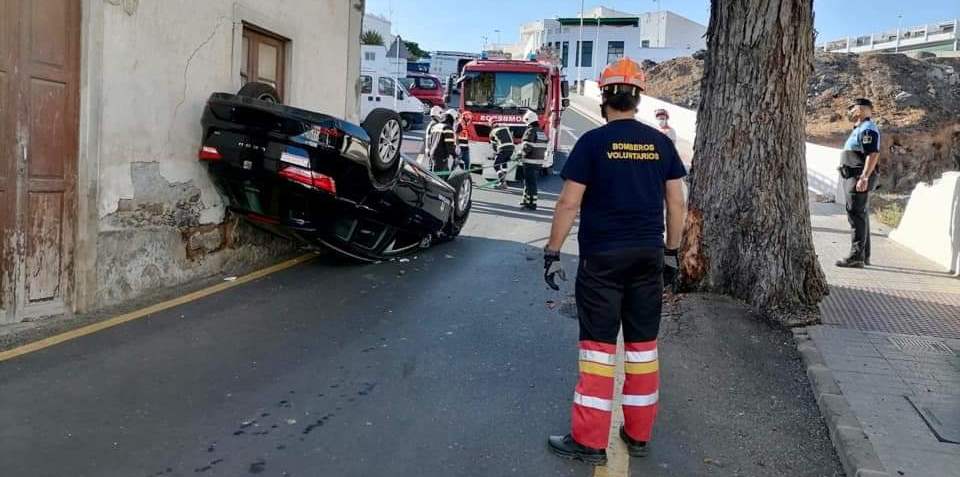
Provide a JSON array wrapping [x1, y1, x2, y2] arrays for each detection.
[[820, 19, 959, 55], [1, 0, 363, 324], [508, 7, 706, 81]]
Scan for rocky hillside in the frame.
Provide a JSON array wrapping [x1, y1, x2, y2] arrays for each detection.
[[642, 52, 960, 193]]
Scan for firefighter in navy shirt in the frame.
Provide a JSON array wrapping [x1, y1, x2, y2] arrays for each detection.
[[836, 97, 881, 268], [544, 58, 687, 465]]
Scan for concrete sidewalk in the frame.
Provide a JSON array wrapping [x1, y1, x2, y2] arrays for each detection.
[[799, 201, 960, 477]]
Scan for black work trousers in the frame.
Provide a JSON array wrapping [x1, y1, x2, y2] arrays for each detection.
[[575, 247, 664, 344], [521, 163, 539, 202], [843, 175, 878, 261]]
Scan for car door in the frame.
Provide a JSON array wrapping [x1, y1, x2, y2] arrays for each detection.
[[377, 75, 398, 112], [359, 74, 376, 121]]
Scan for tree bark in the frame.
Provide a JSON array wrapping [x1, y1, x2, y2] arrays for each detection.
[[682, 0, 828, 322]]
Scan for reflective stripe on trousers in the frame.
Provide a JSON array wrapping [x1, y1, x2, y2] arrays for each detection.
[[571, 339, 659, 449]]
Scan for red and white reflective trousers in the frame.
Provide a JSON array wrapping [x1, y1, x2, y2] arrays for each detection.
[[571, 339, 659, 449]]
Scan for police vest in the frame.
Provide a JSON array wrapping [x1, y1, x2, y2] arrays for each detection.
[[842, 119, 880, 168]]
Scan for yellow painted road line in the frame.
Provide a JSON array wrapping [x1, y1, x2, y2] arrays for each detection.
[[0, 253, 319, 363], [594, 335, 629, 477]]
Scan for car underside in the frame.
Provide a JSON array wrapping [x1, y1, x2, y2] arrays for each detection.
[[198, 83, 472, 262]]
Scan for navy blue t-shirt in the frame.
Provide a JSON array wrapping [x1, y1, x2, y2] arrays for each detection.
[[561, 119, 687, 255]]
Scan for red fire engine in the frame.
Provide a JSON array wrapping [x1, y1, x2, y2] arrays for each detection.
[[457, 58, 569, 180]]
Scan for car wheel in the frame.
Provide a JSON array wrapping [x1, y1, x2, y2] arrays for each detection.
[[362, 109, 403, 176], [237, 82, 281, 103], [440, 170, 472, 241]]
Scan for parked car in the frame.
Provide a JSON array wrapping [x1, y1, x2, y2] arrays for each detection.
[[199, 82, 473, 262], [401, 72, 445, 109], [359, 70, 425, 131]]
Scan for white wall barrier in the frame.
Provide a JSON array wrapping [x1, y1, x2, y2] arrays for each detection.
[[579, 80, 842, 200], [890, 172, 960, 275]]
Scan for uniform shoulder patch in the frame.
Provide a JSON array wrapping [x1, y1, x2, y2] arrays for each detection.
[[861, 132, 873, 144]]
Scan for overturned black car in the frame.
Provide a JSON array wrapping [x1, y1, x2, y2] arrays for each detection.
[[199, 82, 472, 261]]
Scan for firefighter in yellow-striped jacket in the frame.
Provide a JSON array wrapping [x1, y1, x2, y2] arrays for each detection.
[[517, 109, 548, 210]]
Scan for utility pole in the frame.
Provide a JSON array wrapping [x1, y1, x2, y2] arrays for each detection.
[[593, 10, 600, 80], [577, 0, 584, 93], [395, 34, 401, 112], [895, 14, 902, 53]]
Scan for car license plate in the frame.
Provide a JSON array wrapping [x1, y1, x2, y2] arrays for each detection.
[[281, 148, 311, 168]]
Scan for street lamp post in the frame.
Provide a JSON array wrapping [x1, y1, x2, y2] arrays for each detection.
[[593, 11, 600, 80], [895, 14, 902, 53], [576, 0, 584, 93], [494, 29, 501, 50]]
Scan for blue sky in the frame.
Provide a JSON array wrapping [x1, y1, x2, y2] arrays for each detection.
[[365, 0, 960, 53]]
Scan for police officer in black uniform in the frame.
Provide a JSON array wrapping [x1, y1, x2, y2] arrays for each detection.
[[837, 98, 881, 268]]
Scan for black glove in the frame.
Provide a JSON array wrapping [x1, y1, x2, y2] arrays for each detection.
[[663, 248, 680, 293], [544, 248, 567, 291]]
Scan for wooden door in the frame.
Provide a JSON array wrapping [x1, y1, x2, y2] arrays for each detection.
[[0, 0, 80, 323]]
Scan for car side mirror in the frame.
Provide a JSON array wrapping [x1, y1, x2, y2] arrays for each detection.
[[561, 80, 570, 98], [561, 98, 570, 109], [398, 90, 405, 100]]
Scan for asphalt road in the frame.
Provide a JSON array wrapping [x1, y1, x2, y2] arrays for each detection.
[[0, 109, 841, 477]]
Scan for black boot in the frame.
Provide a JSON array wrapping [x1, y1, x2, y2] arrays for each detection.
[[835, 256, 865, 269], [547, 434, 607, 465], [619, 426, 649, 458]]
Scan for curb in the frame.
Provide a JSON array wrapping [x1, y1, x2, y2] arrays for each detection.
[[792, 327, 890, 477]]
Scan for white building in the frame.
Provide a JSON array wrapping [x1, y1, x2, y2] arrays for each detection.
[[363, 12, 395, 48], [1, 0, 363, 324], [820, 19, 959, 55], [508, 6, 706, 82]]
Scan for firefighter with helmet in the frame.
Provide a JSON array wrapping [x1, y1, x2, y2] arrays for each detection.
[[654, 108, 677, 144], [421, 106, 445, 166], [517, 109, 548, 210], [489, 119, 515, 190], [426, 108, 460, 173], [544, 58, 687, 465]]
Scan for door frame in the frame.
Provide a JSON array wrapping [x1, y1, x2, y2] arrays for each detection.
[[73, 0, 105, 314]]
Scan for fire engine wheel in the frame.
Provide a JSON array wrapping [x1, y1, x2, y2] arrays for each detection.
[[237, 82, 281, 104], [362, 109, 403, 175]]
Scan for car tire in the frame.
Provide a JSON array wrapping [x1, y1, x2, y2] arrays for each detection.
[[237, 82, 281, 103], [362, 108, 403, 177], [440, 170, 472, 241]]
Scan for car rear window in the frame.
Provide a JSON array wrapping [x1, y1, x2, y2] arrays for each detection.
[[417, 77, 439, 90]]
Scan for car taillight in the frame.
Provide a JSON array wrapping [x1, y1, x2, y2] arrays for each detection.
[[198, 146, 222, 161], [279, 166, 336, 195]]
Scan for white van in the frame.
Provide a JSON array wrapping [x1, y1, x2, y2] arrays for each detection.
[[359, 71, 426, 131]]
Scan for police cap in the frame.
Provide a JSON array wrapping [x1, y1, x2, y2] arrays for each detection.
[[849, 97, 873, 108]]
